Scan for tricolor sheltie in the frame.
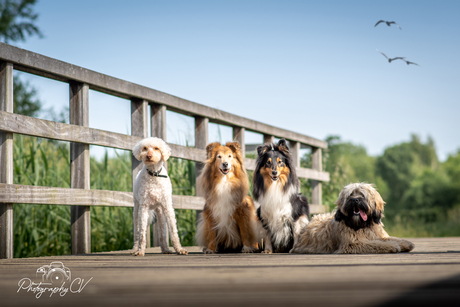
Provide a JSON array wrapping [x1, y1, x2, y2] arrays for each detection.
[[195, 142, 259, 254], [253, 139, 310, 253]]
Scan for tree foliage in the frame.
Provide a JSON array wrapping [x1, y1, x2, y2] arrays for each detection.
[[0, 0, 43, 43]]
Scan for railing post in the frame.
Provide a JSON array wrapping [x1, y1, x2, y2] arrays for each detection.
[[233, 127, 245, 157], [290, 141, 301, 193], [70, 82, 91, 254], [264, 134, 274, 144], [311, 147, 323, 207], [131, 99, 151, 247], [0, 61, 14, 259], [195, 116, 208, 224], [150, 103, 168, 246]]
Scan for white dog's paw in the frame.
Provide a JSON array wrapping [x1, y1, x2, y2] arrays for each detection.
[[176, 248, 188, 255], [203, 248, 215, 254], [262, 249, 272, 254], [133, 250, 145, 257], [162, 249, 173, 254], [289, 248, 296, 253], [241, 245, 255, 253]]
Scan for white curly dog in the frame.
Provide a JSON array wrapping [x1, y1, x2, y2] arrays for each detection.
[[131, 137, 188, 256]]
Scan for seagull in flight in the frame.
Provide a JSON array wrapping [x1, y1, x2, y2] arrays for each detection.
[[377, 50, 405, 63], [403, 60, 420, 66], [375, 20, 402, 30]]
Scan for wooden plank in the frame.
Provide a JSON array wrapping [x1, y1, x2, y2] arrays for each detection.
[[150, 103, 168, 246], [0, 184, 205, 210], [0, 184, 133, 206], [0, 110, 207, 162], [0, 61, 13, 259], [2, 238, 460, 307], [311, 147, 323, 207], [233, 127, 245, 157], [131, 99, 151, 247], [0, 43, 326, 149], [69, 82, 91, 255]]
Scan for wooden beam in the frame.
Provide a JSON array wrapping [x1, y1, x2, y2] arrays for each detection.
[[0, 43, 327, 149], [233, 127, 245, 157], [0, 184, 206, 210], [0, 61, 13, 259], [311, 147, 323, 208], [150, 103, 168, 247], [69, 82, 91, 255], [195, 116, 208, 224]]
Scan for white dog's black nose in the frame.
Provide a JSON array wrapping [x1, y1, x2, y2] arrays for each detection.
[[222, 162, 228, 168]]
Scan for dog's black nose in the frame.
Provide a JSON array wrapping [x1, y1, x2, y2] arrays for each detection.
[[352, 198, 359, 204], [272, 170, 278, 176], [223, 162, 228, 168]]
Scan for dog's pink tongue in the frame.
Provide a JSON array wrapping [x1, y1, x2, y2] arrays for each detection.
[[359, 209, 368, 221]]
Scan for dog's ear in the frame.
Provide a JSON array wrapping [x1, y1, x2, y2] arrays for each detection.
[[160, 140, 171, 162], [334, 209, 344, 222], [205, 142, 221, 159], [226, 141, 241, 154], [277, 139, 290, 155], [372, 209, 382, 224], [257, 144, 270, 157], [132, 139, 144, 161]]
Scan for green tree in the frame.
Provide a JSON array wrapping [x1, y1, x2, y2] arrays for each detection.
[[376, 134, 439, 209], [0, 0, 42, 43], [1, 0, 44, 117]]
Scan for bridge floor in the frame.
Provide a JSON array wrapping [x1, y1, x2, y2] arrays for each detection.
[[1, 237, 459, 307]]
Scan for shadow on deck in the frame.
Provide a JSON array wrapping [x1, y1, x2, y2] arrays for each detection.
[[1, 238, 459, 307]]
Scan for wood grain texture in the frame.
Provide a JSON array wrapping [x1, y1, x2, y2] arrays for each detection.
[[1, 238, 459, 307], [0, 61, 13, 259], [0, 43, 326, 148]]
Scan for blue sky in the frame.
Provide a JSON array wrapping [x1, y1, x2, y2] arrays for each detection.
[[11, 0, 460, 161]]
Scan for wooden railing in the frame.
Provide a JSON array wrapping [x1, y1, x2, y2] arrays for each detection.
[[0, 43, 329, 259]]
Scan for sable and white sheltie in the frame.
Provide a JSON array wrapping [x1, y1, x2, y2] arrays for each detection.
[[253, 139, 310, 253], [195, 142, 259, 254]]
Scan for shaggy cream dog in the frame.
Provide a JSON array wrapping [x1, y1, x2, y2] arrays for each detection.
[[290, 183, 414, 254], [131, 137, 187, 256]]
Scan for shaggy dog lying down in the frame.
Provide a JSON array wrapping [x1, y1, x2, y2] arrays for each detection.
[[291, 183, 414, 254]]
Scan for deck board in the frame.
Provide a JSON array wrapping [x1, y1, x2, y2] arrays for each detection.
[[1, 237, 459, 307]]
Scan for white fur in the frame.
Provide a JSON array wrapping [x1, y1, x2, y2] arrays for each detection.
[[211, 176, 241, 248], [131, 137, 187, 256], [258, 183, 298, 248]]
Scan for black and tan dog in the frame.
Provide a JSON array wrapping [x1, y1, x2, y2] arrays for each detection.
[[253, 139, 310, 253]]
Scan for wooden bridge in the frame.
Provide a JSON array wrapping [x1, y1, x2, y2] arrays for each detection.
[[0, 43, 459, 307], [1, 237, 459, 306], [0, 42, 328, 258]]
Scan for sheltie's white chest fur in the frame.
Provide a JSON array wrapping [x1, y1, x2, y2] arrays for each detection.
[[259, 183, 297, 247], [210, 175, 240, 248]]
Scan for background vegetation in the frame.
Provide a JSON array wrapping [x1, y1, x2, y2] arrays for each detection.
[[3, 0, 460, 258]]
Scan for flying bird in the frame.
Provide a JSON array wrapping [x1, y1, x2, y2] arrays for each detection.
[[377, 50, 405, 63], [374, 20, 402, 30], [403, 60, 420, 66]]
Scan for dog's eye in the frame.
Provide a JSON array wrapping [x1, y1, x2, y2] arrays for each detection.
[[154, 147, 159, 151], [143, 147, 147, 151], [217, 155, 222, 159], [228, 155, 232, 158]]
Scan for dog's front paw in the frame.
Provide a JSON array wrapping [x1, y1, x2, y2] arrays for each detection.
[[162, 249, 173, 254], [133, 250, 145, 257], [262, 249, 272, 254], [399, 240, 415, 252], [203, 248, 215, 254], [241, 245, 255, 253], [176, 248, 188, 255]]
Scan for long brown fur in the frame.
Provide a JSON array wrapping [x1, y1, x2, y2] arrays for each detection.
[[195, 142, 259, 253], [290, 183, 415, 254]]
